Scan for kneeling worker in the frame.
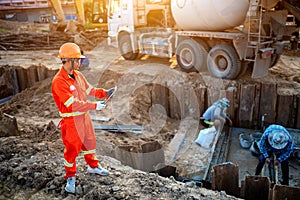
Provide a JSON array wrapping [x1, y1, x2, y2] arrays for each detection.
[[255, 124, 294, 185], [200, 98, 232, 131]]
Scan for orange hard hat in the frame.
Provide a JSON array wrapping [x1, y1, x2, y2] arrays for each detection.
[[58, 42, 85, 59]]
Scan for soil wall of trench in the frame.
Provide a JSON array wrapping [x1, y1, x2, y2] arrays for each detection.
[[1, 63, 300, 130]]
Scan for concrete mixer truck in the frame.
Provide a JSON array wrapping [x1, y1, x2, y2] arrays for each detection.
[[107, 0, 297, 79]]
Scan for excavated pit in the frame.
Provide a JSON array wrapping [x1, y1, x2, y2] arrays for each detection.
[[1, 62, 300, 185], [1, 31, 300, 198]]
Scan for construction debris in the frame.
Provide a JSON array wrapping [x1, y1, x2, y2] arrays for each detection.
[[0, 113, 18, 137], [93, 124, 144, 134]]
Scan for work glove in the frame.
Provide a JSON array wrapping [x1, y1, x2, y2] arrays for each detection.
[[106, 86, 117, 101], [96, 101, 106, 110]]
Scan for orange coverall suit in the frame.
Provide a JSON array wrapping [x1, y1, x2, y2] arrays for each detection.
[[52, 67, 107, 179]]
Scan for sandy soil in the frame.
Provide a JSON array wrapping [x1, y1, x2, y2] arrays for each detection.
[[0, 43, 243, 199]]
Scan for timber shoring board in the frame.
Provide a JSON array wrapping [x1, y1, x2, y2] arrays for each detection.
[[276, 94, 295, 127], [37, 65, 47, 82], [226, 87, 236, 125], [253, 82, 261, 129], [259, 83, 277, 128], [194, 87, 207, 119], [114, 141, 164, 172], [238, 84, 256, 128], [212, 163, 239, 197], [272, 184, 300, 200], [296, 95, 300, 129], [169, 86, 182, 119], [26, 66, 38, 88], [152, 83, 169, 116], [16, 67, 28, 91], [244, 176, 271, 200]]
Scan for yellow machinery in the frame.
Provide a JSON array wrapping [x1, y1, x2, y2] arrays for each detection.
[[49, 0, 108, 31], [90, 0, 108, 28]]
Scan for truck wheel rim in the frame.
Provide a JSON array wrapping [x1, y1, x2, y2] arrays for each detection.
[[213, 52, 231, 72], [180, 48, 193, 67]]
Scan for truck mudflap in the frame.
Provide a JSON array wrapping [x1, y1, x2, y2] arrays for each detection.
[[251, 48, 273, 78]]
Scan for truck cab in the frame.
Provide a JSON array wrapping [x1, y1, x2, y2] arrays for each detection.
[[107, 0, 172, 49]]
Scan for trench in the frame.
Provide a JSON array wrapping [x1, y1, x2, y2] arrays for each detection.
[[1, 64, 300, 198], [0, 65, 58, 104]]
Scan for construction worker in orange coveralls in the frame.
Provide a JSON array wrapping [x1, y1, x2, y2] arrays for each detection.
[[52, 42, 116, 194]]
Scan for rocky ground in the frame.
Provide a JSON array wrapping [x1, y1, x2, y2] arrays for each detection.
[[0, 20, 300, 200], [0, 69, 240, 200]]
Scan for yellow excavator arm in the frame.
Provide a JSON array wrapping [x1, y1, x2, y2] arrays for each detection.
[[74, 0, 86, 27], [50, 0, 66, 25], [49, 0, 85, 31]]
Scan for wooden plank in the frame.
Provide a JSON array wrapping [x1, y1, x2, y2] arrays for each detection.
[[152, 83, 169, 116], [9, 67, 19, 95], [295, 95, 300, 129], [16, 67, 28, 92], [212, 163, 239, 197], [194, 87, 207, 117], [166, 133, 186, 163], [114, 145, 142, 170], [46, 69, 58, 78], [244, 176, 270, 200], [240, 180, 245, 199], [259, 83, 277, 128], [272, 184, 300, 200], [238, 84, 256, 128], [253, 82, 261, 129], [207, 88, 222, 106], [37, 65, 47, 81], [169, 86, 183, 119], [141, 141, 165, 172], [177, 85, 194, 119], [114, 142, 165, 172], [186, 85, 201, 119], [226, 87, 236, 125], [26, 65, 38, 87], [276, 94, 294, 127]]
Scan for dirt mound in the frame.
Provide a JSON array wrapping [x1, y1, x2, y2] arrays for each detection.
[[0, 119, 238, 200], [0, 19, 106, 51]]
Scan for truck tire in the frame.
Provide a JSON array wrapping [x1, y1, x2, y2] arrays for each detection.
[[119, 34, 138, 60], [207, 44, 241, 79], [176, 39, 206, 72]]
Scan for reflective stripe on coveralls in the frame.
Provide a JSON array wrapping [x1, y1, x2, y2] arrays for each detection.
[[82, 149, 96, 155], [204, 120, 214, 125], [86, 83, 93, 95], [64, 159, 74, 167], [59, 111, 85, 117]]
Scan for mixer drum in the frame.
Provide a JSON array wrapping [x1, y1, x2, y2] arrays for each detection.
[[171, 0, 250, 31]]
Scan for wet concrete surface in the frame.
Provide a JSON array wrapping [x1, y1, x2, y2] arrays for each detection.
[[227, 127, 300, 187]]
